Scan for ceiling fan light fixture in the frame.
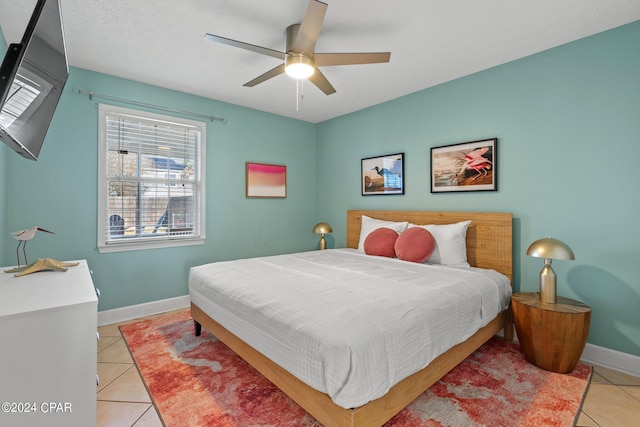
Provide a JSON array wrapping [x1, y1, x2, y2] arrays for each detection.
[[285, 54, 315, 79]]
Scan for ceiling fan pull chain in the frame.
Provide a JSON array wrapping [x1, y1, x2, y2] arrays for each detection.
[[296, 78, 305, 111]]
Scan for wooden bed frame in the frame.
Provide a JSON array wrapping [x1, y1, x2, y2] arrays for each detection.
[[191, 210, 513, 427]]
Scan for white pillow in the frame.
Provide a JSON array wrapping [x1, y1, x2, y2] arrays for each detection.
[[357, 215, 408, 252], [409, 220, 471, 267]]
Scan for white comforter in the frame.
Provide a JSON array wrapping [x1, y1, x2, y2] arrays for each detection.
[[188, 248, 511, 409]]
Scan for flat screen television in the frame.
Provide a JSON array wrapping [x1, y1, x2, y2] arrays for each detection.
[[0, 0, 68, 161]]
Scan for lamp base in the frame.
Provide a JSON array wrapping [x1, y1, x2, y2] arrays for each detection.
[[539, 260, 557, 304], [319, 234, 327, 250]]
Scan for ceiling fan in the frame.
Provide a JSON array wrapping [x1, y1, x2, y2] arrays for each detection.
[[204, 0, 391, 95]]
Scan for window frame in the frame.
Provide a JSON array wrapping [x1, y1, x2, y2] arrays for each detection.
[[97, 104, 206, 253]]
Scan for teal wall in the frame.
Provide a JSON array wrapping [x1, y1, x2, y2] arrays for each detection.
[[316, 21, 640, 356], [3, 68, 318, 311], [2, 19, 639, 357]]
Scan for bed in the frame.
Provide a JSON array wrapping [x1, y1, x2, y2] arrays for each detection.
[[190, 210, 513, 426]]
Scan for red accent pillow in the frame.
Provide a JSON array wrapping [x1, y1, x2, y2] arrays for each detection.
[[364, 227, 399, 258], [395, 227, 436, 263]]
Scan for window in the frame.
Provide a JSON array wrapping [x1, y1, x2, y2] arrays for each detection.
[[98, 104, 206, 252]]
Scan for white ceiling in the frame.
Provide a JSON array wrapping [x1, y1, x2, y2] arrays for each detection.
[[2, 0, 639, 123]]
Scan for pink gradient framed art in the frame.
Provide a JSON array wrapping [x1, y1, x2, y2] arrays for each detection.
[[246, 162, 287, 198]]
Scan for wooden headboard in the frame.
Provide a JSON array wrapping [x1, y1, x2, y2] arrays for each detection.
[[347, 210, 513, 284]]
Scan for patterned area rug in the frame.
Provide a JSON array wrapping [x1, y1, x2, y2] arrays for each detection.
[[120, 310, 592, 427]]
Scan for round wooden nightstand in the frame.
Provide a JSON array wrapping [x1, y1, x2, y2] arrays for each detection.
[[511, 292, 591, 374]]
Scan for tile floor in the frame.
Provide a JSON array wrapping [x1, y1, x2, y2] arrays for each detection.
[[97, 312, 640, 427]]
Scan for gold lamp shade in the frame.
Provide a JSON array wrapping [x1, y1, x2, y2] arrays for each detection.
[[313, 222, 333, 250], [527, 237, 575, 304]]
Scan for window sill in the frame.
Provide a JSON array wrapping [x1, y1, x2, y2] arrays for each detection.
[[97, 237, 205, 253]]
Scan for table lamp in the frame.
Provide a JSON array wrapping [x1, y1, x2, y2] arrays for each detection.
[[313, 222, 333, 250], [526, 237, 575, 303]]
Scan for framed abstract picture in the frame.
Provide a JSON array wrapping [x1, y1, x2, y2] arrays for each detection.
[[361, 153, 404, 196], [430, 138, 497, 193], [246, 162, 287, 198]]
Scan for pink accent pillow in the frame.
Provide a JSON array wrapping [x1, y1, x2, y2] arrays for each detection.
[[395, 227, 436, 263], [364, 227, 399, 258]]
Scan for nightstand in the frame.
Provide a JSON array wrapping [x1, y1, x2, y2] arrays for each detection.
[[511, 292, 591, 374]]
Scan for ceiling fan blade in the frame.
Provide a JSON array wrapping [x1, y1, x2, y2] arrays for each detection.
[[308, 68, 336, 95], [204, 33, 286, 60], [314, 52, 391, 67], [293, 0, 328, 54], [243, 63, 286, 87]]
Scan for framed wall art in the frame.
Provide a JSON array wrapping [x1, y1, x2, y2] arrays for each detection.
[[246, 162, 287, 198], [361, 153, 404, 196], [431, 138, 497, 193]]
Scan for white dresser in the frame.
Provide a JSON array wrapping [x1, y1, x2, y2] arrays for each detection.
[[0, 260, 98, 427]]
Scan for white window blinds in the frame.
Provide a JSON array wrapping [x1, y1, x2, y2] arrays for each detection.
[[98, 104, 206, 252]]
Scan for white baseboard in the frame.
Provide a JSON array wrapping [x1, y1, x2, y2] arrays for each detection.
[[581, 342, 640, 378], [503, 329, 639, 377], [98, 295, 190, 326]]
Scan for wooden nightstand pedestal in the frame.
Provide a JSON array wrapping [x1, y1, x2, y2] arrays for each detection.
[[511, 292, 591, 374]]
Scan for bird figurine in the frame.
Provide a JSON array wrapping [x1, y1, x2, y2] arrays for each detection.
[[10, 227, 55, 267]]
